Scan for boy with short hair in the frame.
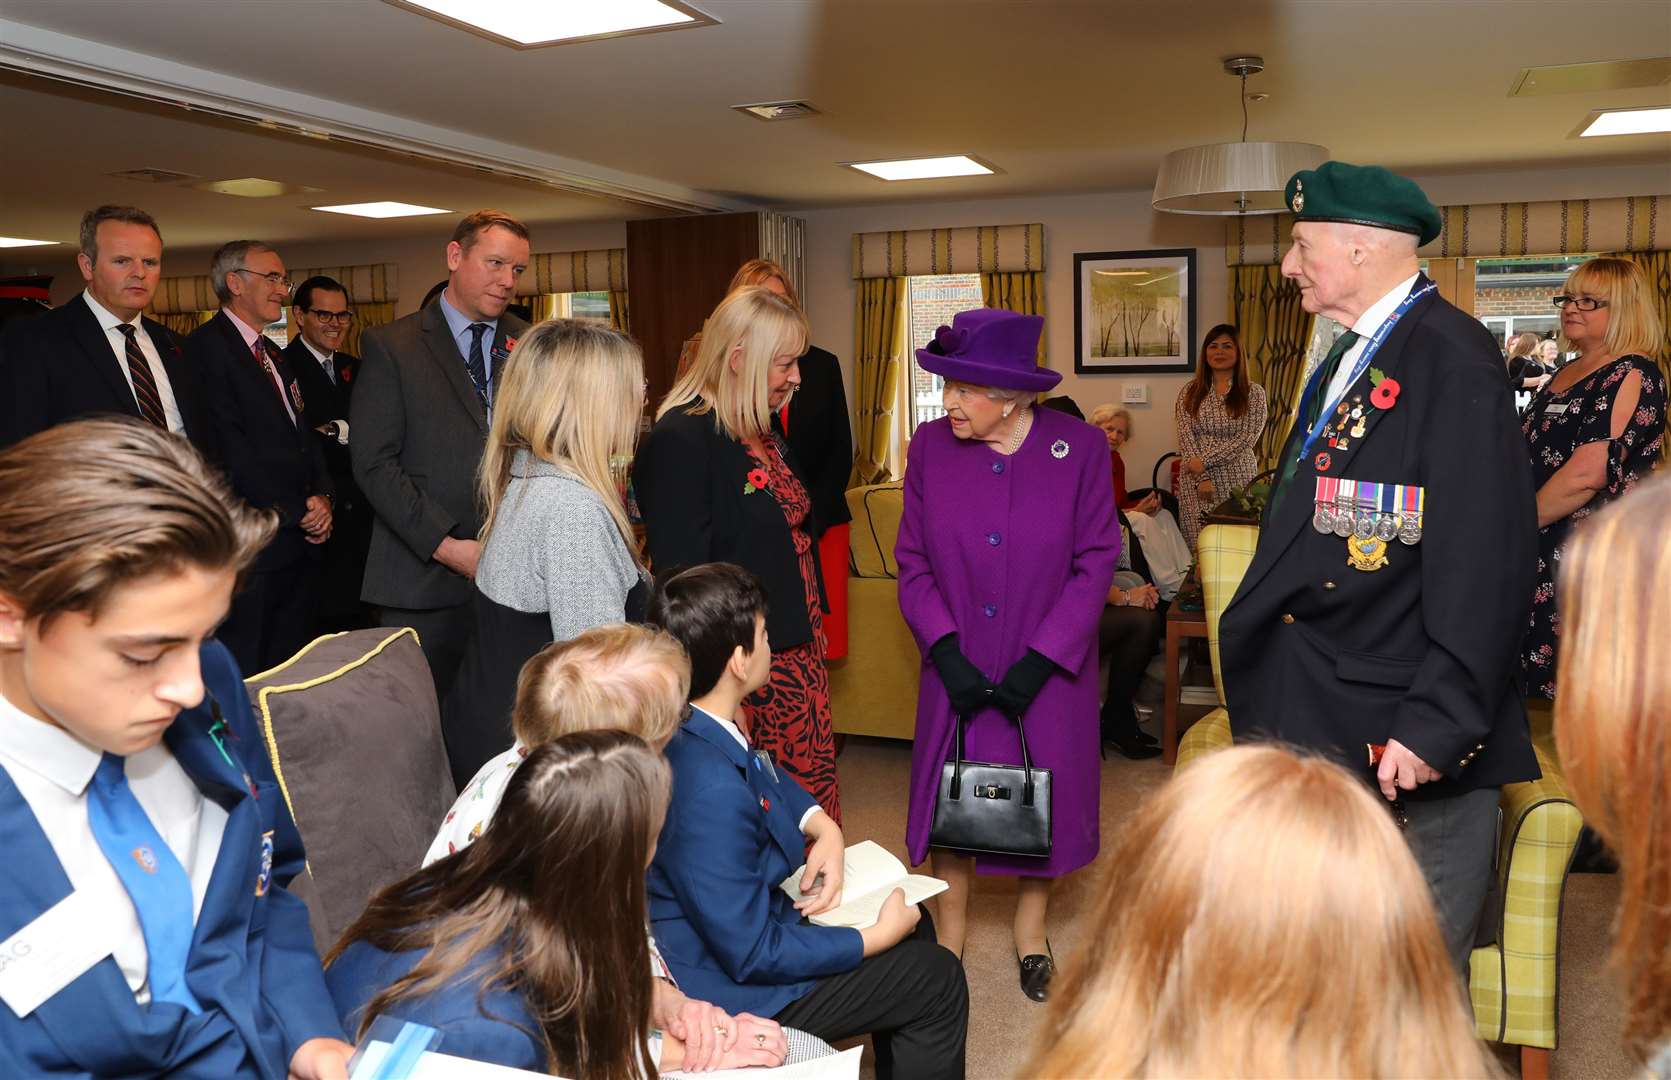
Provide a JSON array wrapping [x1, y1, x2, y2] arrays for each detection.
[[0, 419, 351, 1077], [647, 563, 968, 1080]]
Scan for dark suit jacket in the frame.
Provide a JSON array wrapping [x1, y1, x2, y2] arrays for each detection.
[[286, 340, 369, 611], [647, 710, 862, 1018], [351, 303, 529, 609], [188, 312, 332, 572], [633, 400, 826, 651], [0, 292, 212, 451], [782, 345, 854, 530], [1220, 280, 1539, 796], [0, 640, 342, 1077]]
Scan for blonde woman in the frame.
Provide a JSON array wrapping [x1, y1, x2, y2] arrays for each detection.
[[1520, 256, 1666, 700], [633, 287, 844, 822], [1554, 474, 1671, 1073], [441, 319, 649, 790], [1028, 745, 1497, 1078]]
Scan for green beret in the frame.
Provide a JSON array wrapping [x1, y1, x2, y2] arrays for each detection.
[[1284, 161, 1442, 247]]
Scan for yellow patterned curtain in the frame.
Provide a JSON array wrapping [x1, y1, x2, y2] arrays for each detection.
[[152, 311, 215, 337], [1607, 249, 1671, 442], [608, 290, 630, 334], [1230, 264, 1315, 471], [341, 302, 396, 357], [980, 271, 1047, 365], [851, 277, 908, 486]]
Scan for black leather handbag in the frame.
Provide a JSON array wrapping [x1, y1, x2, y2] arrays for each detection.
[[929, 710, 1052, 858]]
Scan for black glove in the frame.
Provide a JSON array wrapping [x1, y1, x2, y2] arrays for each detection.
[[929, 633, 995, 716], [993, 649, 1056, 718]]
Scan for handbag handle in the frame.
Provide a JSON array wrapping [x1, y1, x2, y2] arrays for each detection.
[[948, 702, 1038, 807]]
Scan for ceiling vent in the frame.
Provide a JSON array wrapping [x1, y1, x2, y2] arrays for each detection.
[[732, 100, 820, 122], [108, 167, 200, 184], [1510, 57, 1671, 96]]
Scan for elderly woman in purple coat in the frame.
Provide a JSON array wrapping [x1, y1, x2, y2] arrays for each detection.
[[896, 308, 1119, 1004]]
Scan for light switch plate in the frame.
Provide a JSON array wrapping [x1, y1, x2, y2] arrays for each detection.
[[1121, 383, 1149, 405]]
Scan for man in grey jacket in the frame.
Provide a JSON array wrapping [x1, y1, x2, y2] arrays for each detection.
[[350, 210, 531, 698]]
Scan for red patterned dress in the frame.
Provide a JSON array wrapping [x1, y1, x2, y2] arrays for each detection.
[[740, 434, 842, 824]]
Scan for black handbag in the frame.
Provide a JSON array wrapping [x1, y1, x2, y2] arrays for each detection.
[[928, 709, 1053, 858]]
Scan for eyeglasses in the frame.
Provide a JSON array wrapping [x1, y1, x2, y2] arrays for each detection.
[[304, 308, 355, 324], [235, 268, 294, 293], [1552, 295, 1608, 312]]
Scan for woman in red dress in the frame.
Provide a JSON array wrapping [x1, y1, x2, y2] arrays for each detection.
[[633, 287, 842, 822]]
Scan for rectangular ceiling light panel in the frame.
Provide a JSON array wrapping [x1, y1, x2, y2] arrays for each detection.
[[312, 202, 453, 219], [1579, 105, 1671, 137], [844, 155, 996, 181], [392, 0, 712, 47], [1511, 57, 1671, 96]]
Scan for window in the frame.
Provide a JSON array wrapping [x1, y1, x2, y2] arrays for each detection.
[[1473, 255, 1588, 360], [556, 290, 611, 321], [261, 308, 290, 347], [903, 273, 983, 431]]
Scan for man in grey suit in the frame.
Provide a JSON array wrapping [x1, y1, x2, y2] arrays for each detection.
[[351, 209, 531, 699]]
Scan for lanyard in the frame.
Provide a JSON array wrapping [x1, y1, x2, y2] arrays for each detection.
[[1294, 279, 1436, 465]]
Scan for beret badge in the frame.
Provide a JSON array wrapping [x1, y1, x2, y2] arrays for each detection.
[[1291, 178, 1305, 214]]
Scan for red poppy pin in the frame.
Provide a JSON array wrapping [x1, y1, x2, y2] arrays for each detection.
[[759, 795, 771, 813], [505, 336, 519, 351], [1315, 451, 1332, 471], [1368, 368, 1401, 410], [340, 365, 353, 384], [743, 466, 770, 495]]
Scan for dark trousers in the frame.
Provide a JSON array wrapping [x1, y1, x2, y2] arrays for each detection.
[[774, 911, 968, 1080], [1402, 785, 1501, 970], [1097, 602, 1164, 736], [377, 602, 474, 703], [220, 563, 316, 675]]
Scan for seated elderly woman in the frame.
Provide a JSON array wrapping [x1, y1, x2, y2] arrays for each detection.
[[1088, 404, 1160, 515], [897, 308, 1119, 1002]]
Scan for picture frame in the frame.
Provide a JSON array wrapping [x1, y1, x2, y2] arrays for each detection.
[[1073, 248, 1197, 374]]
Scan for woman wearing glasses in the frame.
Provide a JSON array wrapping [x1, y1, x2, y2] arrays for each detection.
[[1519, 256, 1666, 699]]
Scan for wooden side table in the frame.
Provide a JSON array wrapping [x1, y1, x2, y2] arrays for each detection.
[[1163, 602, 1210, 765]]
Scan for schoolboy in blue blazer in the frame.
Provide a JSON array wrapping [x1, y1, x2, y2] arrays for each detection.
[[0, 420, 350, 1079], [646, 564, 968, 1080]]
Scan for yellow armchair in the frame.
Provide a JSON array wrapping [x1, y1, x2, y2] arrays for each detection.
[[827, 483, 919, 740]]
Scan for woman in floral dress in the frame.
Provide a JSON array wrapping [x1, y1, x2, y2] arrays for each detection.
[[1521, 257, 1666, 698], [1173, 324, 1268, 547]]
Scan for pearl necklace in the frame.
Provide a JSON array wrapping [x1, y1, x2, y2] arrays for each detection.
[[1003, 407, 1032, 455]]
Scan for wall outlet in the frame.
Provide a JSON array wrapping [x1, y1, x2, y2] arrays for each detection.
[[1121, 383, 1149, 405]]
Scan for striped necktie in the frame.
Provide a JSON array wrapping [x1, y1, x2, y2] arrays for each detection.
[[114, 324, 167, 429]]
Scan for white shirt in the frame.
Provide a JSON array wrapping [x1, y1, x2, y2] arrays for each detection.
[[690, 705, 822, 832], [1325, 272, 1422, 407], [81, 291, 185, 434], [0, 690, 228, 1004], [298, 336, 350, 443], [422, 742, 525, 867]]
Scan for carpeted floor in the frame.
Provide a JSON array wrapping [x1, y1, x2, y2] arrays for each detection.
[[833, 732, 1637, 1079]]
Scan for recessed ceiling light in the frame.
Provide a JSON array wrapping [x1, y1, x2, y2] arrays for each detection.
[[0, 237, 58, 248], [389, 0, 714, 48], [194, 178, 324, 198], [311, 202, 453, 219], [1578, 105, 1671, 137], [843, 155, 996, 181]]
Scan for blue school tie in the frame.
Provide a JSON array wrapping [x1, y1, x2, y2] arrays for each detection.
[[86, 753, 203, 1013]]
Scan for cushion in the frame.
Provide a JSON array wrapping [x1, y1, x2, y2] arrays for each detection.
[[1197, 523, 1260, 705], [847, 482, 905, 579], [245, 628, 456, 953]]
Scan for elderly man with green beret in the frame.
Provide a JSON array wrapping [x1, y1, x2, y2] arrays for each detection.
[[1220, 161, 1539, 969]]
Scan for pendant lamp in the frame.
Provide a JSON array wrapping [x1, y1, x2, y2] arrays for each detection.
[[1152, 56, 1329, 216]]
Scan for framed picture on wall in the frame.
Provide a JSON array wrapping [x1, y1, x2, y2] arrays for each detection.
[[1073, 248, 1197, 374]]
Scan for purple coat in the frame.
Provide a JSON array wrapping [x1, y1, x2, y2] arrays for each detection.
[[896, 408, 1119, 876]]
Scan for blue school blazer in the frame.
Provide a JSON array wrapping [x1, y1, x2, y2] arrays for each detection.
[[0, 640, 343, 1078], [646, 711, 863, 1018]]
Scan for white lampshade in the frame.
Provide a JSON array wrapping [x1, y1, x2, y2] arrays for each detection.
[[1152, 141, 1331, 215]]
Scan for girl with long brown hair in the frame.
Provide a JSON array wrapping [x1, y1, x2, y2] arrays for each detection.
[[1027, 745, 1497, 1078], [325, 730, 785, 1077], [1173, 323, 1267, 545]]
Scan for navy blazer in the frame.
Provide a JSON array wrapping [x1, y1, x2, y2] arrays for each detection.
[[326, 940, 543, 1072], [646, 710, 862, 1018], [0, 294, 213, 453], [633, 401, 827, 651], [1221, 281, 1539, 795], [189, 313, 333, 572], [0, 640, 342, 1077]]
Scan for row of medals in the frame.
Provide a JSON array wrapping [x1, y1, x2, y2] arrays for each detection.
[[1313, 501, 1423, 545]]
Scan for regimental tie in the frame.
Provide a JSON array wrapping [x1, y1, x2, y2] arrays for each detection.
[[252, 336, 297, 425], [465, 323, 491, 410], [86, 753, 203, 1013], [1269, 329, 1362, 519], [114, 324, 167, 429]]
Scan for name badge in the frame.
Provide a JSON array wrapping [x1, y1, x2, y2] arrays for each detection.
[[0, 890, 116, 1018], [1543, 402, 1570, 415]]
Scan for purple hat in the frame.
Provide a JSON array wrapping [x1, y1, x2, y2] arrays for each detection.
[[915, 308, 1060, 393]]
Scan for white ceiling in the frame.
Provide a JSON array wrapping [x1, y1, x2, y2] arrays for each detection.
[[1, 0, 1668, 253]]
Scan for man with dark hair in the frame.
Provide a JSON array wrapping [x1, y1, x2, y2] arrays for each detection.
[[0, 206, 211, 450], [285, 276, 370, 633], [351, 209, 531, 699], [187, 241, 332, 672]]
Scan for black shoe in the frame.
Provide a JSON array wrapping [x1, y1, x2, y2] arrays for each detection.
[[1133, 728, 1160, 746], [1105, 731, 1162, 760], [1019, 945, 1056, 1002]]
